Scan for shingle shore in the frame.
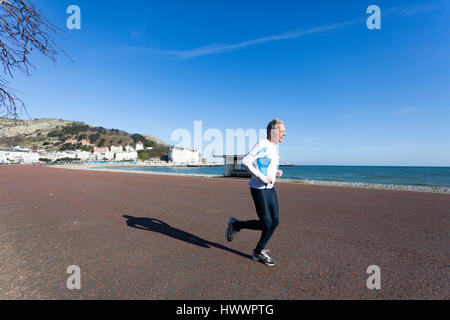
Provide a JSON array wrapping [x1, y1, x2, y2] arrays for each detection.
[[52, 164, 450, 194]]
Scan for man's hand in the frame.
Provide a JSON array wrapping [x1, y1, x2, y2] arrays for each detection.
[[266, 177, 273, 185], [276, 170, 283, 178]]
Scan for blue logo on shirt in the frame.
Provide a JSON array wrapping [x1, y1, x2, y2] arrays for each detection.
[[257, 157, 271, 176]]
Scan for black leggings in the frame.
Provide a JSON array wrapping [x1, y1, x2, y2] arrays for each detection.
[[233, 187, 280, 253]]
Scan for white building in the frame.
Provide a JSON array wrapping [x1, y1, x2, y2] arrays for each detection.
[[169, 147, 202, 164], [125, 145, 136, 152], [76, 151, 95, 161], [45, 151, 78, 161], [135, 143, 144, 151], [115, 151, 138, 161], [110, 145, 124, 153], [95, 151, 114, 160], [0, 150, 40, 163], [94, 147, 110, 153]]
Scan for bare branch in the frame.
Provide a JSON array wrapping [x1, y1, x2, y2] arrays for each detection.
[[0, 0, 65, 119]]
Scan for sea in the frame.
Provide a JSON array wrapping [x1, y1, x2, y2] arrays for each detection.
[[107, 165, 450, 188]]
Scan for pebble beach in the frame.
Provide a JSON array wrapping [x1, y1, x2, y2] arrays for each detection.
[[50, 163, 450, 194]]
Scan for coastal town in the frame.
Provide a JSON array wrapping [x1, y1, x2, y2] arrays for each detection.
[[0, 137, 205, 165]]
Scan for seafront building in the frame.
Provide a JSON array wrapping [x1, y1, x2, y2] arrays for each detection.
[[0, 148, 40, 164], [169, 147, 202, 164], [115, 151, 138, 161], [93, 147, 110, 153], [97, 151, 115, 161], [110, 145, 123, 153], [213, 154, 250, 177], [76, 144, 140, 161], [76, 151, 94, 161], [1, 143, 204, 165], [45, 151, 76, 161]]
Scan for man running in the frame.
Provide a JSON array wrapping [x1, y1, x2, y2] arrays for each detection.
[[226, 119, 286, 266]]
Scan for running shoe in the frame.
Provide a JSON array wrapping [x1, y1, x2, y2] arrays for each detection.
[[226, 217, 237, 242], [252, 249, 275, 266]]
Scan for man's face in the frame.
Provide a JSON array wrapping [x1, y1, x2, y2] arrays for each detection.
[[271, 124, 286, 144]]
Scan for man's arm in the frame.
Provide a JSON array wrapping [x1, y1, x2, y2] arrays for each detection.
[[242, 142, 270, 184]]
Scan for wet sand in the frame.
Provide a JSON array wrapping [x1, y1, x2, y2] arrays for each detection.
[[0, 165, 449, 299]]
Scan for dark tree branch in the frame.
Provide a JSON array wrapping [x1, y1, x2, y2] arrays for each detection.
[[0, 0, 65, 119]]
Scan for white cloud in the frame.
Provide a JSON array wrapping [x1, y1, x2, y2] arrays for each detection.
[[393, 107, 416, 115], [138, 1, 447, 60], [163, 19, 361, 59], [339, 114, 356, 120]]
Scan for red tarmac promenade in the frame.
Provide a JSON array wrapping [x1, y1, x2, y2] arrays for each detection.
[[0, 165, 448, 299]]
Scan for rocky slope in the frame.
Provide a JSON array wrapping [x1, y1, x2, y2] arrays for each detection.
[[0, 117, 170, 152], [0, 118, 70, 139]]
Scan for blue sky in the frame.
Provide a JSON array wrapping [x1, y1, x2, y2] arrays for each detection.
[[7, 0, 450, 165]]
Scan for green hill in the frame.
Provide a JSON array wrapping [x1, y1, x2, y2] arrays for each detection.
[[0, 117, 170, 159]]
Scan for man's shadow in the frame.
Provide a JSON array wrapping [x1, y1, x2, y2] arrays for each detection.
[[123, 215, 252, 260]]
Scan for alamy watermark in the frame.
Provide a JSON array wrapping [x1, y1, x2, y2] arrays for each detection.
[[67, 5, 81, 30], [367, 5, 381, 30], [63, 5, 380, 32], [62, 5, 380, 34], [366, 265, 381, 290], [171, 121, 280, 164], [66, 265, 81, 290]]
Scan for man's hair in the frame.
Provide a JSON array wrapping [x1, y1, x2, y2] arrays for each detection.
[[267, 118, 284, 137]]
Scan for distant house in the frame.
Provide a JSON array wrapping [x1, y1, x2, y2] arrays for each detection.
[[93, 146, 114, 160], [65, 138, 78, 145], [0, 151, 6, 163], [80, 139, 91, 146], [0, 148, 39, 164], [93, 147, 110, 153], [45, 151, 77, 161], [110, 145, 124, 153], [102, 152, 115, 161], [115, 151, 138, 161], [93, 151, 114, 160], [76, 151, 94, 161], [135, 143, 144, 151], [169, 147, 202, 164]]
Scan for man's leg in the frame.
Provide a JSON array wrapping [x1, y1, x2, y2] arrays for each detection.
[[231, 188, 265, 233], [228, 188, 278, 253], [227, 215, 262, 242], [232, 219, 263, 232], [253, 188, 278, 253], [232, 188, 270, 235], [267, 188, 280, 240], [232, 188, 273, 253]]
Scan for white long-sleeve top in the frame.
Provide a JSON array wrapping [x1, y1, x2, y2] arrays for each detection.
[[242, 139, 280, 189]]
